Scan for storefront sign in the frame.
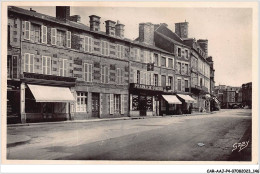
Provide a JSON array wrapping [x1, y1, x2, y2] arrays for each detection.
[[131, 83, 164, 92]]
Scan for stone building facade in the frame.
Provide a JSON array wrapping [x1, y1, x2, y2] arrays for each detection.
[[7, 6, 216, 123], [7, 6, 130, 123]]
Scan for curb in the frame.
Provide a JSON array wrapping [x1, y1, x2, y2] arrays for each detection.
[[7, 111, 219, 128]]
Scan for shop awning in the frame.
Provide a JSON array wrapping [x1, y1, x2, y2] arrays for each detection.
[[162, 95, 182, 104], [27, 84, 75, 102], [177, 94, 197, 103]]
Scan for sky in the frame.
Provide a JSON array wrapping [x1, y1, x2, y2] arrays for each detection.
[[21, 6, 252, 87]]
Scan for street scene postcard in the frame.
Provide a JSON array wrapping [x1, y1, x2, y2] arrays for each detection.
[[1, 1, 259, 168]]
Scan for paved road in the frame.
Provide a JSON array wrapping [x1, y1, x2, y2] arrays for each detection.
[[7, 109, 252, 161]]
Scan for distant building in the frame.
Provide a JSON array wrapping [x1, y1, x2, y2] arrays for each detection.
[[242, 82, 252, 108], [215, 85, 242, 109]]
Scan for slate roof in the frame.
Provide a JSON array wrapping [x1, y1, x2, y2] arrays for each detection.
[[8, 6, 173, 55]]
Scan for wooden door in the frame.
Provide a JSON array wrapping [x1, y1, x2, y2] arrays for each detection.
[[92, 93, 100, 117]]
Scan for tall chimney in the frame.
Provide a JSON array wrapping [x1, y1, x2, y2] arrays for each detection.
[[197, 39, 208, 57], [139, 22, 154, 45], [175, 21, 189, 38], [105, 20, 116, 36], [89, 15, 101, 31], [115, 20, 125, 38], [56, 6, 70, 21]]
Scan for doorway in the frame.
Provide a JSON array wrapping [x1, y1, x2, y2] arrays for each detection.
[[139, 95, 147, 116], [92, 93, 100, 117]]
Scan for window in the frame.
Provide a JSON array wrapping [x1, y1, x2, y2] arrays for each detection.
[[184, 64, 188, 75], [51, 28, 57, 45], [101, 65, 109, 83], [84, 63, 93, 82], [168, 58, 173, 68], [42, 56, 51, 75], [178, 48, 181, 57], [66, 31, 71, 48], [84, 36, 93, 52], [137, 70, 140, 84], [116, 68, 124, 84], [177, 79, 181, 91], [7, 55, 19, 79], [168, 76, 173, 89], [24, 53, 34, 73], [30, 23, 41, 43], [117, 45, 124, 59], [161, 75, 166, 87], [56, 30, 66, 47], [59, 59, 67, 76], [41, 25, 47, 44], [161, 56, 166, 67], [114, 94, 121, 113], [154, 74, 158, 86], [185, 50, 189, 59], [24, 21, 30, 40], [154, 53, 159, 66], [101, 41, 109, 56], [177, 62, 181, 74], [200, 78, 203, 87], [76, 92, 87, 112], [185, 80, 189, 88], [134, 48, 140, 61]]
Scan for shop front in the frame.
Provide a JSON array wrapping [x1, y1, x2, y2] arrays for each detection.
[[129, 83, 164, 117], [19, 72, 76, 123], [161, 95, 182, 115], [176, 94, 197, 114]]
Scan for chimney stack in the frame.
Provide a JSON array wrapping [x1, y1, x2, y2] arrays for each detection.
[[197, 39, 208, 57], [89, 15, 101, 31], [56, 6, 70, 21], [175, 21, 189, 38], [139, 22, 154, 45], [69, 15, 81, 23], [105, 20, 116, 36], [115, 20, 125, 38]]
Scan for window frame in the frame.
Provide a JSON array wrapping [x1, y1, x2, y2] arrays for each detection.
[[42, 56, 51, 75], [59, 58, 67, 77], [24, 53, 34, 73]]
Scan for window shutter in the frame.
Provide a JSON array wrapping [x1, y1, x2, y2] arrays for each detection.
[[101, 66, 104, 83], [84, 37, 88, 52], [67, 31, 71, 48], [120, 94, 124, 114], [106, 66, 110, 83], [51, 28, 56, 45], [166, 75, 169, 86], [89, 37, 93, 53], [134, 69, 137, 83], [158, 74, 161, 86], [84, 63, 87, 81], [24, 21, 30, 40], [158, 54, 161, 67], [116, 68, 119, 84], [24, 53, 29, 72], [89, 64, 93, 82], [121, 46, 124, 58], [166, 57, 169, 67], [29, 54, 34, 73], [151, 53, 154, 63], [41, 25, 47, 44], [109, 94, 114, 114], [121, 69, 124, 85], [107, 42, 110, 56], [101, 41, 105, 55], [140, 71, 143, 84], [151, 72, 154, 85], [143, 72, 147, 85]]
